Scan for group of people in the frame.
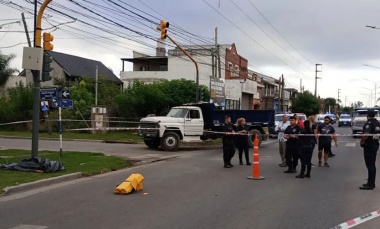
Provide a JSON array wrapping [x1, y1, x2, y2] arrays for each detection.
[[221, 111, 380, 190], [221, 115, 251, 168], [277, 114, 337, 178]]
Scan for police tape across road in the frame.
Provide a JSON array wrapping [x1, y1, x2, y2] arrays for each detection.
[[330, 209, 380, 229], [62, 127, 380, 137], [0, 119, 378, 137]]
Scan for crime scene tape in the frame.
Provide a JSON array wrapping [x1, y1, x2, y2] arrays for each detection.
[[0, 120, 42, 126], [330, 209, 380, 229]]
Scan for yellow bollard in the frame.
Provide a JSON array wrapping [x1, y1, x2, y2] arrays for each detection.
[[114, 173, 145, 194]]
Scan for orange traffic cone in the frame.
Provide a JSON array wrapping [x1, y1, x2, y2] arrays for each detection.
[[247, 134, 265, 180]]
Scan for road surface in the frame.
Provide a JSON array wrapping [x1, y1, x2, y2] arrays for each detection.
[[1, 126, 380, 229]]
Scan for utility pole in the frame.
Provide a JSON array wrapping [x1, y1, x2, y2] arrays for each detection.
[[21, 13, 31, 47], [338, 89, 341, 105], [315, 64, 322, 97], [216, 27, 221, 79], [302, 86, 304, 93], [31, 0, 52, 158], [95, 65, 98, 106], [281, 75, 285, 112], [300, 79, 302, 93]]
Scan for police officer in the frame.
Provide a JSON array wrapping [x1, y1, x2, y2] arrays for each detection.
[[284, 116, 301, 173], [359, 110, 380, 190], [222, 115, 235, 168]]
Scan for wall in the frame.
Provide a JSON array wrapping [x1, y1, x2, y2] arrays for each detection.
[[225, 44, 248, 80]]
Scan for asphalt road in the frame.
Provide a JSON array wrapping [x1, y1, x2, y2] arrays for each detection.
[[1, 126, 380, 229]]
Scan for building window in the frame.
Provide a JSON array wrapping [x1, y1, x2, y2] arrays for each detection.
[[225, 99, 240, 110], [228, 62, 233, 71], [234, 65, 239, 77]]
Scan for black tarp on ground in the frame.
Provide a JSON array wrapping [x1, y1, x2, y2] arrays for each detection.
[[0, 157, 65, 172]]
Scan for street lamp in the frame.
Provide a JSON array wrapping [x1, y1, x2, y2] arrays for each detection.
[[363, 78, 380, 106], [366, 25, 380, 30], [362, 87, 373, 106], [361, 94, 371, 107]]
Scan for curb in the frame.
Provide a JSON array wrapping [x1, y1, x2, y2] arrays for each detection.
[[103, 140, 139, 144], [2, 172, 82, 196], [0, 135, 102, 143]]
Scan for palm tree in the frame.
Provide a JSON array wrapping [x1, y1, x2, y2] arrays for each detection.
[[0, 52, 17, 88]]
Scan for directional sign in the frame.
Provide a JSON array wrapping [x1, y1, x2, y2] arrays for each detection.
[[62, 89, 70, 99], [61, 99, 74, 109], [52, 97, 59, 108], [40, 88, 57, 100]]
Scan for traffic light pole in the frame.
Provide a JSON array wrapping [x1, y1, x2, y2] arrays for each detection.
[[31, 0, 52, 158], [166, 34, 200, 102]]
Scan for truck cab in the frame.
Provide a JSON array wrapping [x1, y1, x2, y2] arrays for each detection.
[[138, 106, 205, 151]]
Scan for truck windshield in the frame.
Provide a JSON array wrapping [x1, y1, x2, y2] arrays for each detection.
[[167, 108, 187, 118]]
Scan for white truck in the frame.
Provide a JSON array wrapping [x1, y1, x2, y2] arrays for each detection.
[[138, 103, 275, 151]]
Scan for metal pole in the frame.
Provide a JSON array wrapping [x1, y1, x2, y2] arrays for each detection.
[[58, 97, 62, 159], [315, 64, 317, 97], [21, 13, 31, 47], [217, 28, 222, 79], [300, 79, 302, 93], [281, 75, 285, 112], [95, 65, 98, 106], [31, 0, 39, 158], [167, 34, 200, 102], [375, 84, 377, 107]]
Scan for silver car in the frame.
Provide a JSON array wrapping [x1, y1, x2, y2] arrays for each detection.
[[351, 110, 379, 137]]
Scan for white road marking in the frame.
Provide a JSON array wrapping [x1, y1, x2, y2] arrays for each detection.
[[345, 143, 356, 147], [7, 225, 48, 229]]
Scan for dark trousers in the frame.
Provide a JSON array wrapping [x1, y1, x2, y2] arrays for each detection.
[[300, 144, 313, 175], [237, 141, 249, 163], [364, 144, 379, 187], [223, 142, 235, 165], [285, 144, 299, 171]]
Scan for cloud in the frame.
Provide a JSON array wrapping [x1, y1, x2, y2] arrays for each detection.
[[1, 0, 380, 106]]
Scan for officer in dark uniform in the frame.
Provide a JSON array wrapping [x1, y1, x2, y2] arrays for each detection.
[[360, 110, 380, 190], [222, 115, 235, 168]]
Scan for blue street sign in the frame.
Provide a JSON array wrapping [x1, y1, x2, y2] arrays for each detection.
[[61, 99, 74, 109], [62, 89, 70, 99], [40, 88, 57, 100], [52, 97, 59, 108], [51, 97, 73, 109]]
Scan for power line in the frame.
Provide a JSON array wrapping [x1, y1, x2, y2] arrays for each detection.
[[230, 0, 313, 72], [247, 0, 314, 65], [201, 0, 311, 80]]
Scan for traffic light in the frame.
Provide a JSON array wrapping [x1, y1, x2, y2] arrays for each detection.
[[199, 88, 204, 101], [43, 32, 54, 51], [156, 20, 169, 39], [41, 53, 53, 82]]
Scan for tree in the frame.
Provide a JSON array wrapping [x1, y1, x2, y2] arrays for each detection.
[[0, 52, 17, 88], [291, 91, 320, 116]]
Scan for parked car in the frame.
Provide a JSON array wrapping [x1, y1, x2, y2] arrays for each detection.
[[351, 109, 380, 138], [325, 113, 337, 124], [338, 114, 351, 127], [316, 114, 325, 124]]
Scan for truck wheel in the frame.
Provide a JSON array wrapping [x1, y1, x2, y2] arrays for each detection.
[[248, 129, 262, 148], [160, 132, 180, 151], [144, 139, 160, 149]]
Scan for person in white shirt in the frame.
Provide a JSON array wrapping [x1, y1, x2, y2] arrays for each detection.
[[276, 115, 289, 167]]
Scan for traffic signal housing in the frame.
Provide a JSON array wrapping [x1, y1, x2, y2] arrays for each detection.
[[41, 53, 53, 82], [43, 32, 54, 51], [157, 20, 169, 39]]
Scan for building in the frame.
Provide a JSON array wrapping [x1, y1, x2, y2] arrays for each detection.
[[22, 51, 122, 87], [0, 75, 26, 96], [121, 43, 261, 108]]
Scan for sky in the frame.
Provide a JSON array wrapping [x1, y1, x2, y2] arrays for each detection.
[[1, 0, 380, 107]]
